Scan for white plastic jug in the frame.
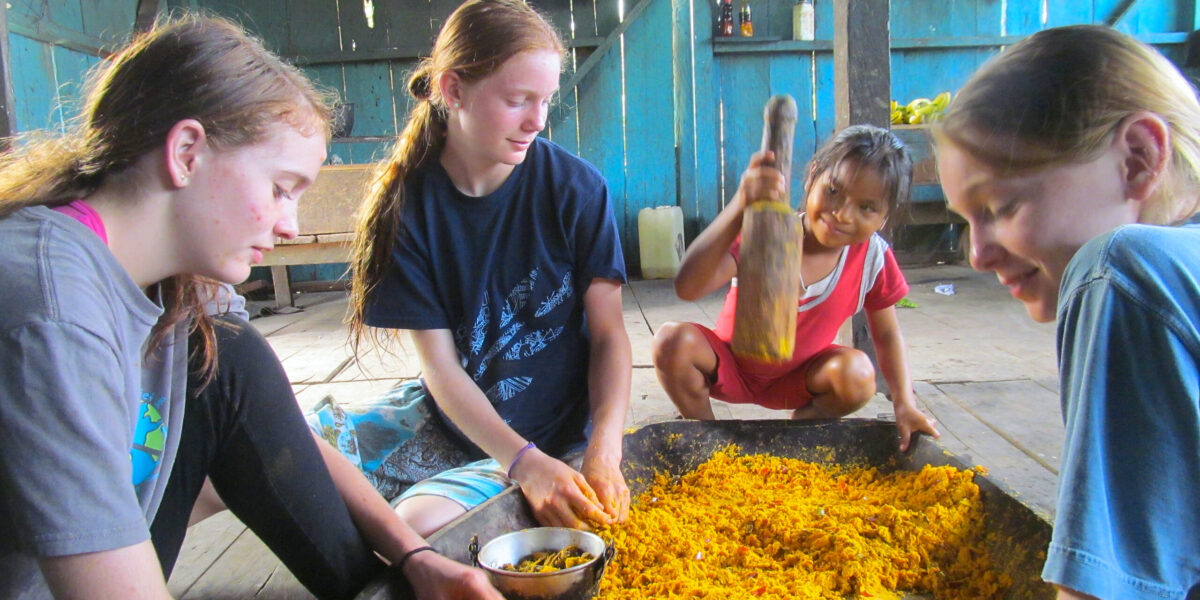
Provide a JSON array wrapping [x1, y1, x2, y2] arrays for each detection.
[[638, 206, 685, 279]]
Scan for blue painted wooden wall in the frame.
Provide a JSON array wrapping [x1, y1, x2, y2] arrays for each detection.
[[4, 0, 133, 133], [7, 0, 1199, 282]]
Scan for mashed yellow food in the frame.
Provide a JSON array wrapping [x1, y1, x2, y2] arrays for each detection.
[[596, 448, 1009, 599]]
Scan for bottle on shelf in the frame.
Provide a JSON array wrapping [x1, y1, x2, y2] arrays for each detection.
[[793, 0, 814, 41], [739, 0, 753, 37], [717, 0, 735, 37]]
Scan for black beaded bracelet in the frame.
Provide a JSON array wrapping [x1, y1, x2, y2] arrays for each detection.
[[396, 545, 436, 571]]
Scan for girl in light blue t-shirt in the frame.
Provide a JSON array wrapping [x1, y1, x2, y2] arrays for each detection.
[[936, 25, 1200, 600]]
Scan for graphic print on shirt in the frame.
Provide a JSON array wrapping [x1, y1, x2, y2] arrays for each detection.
[[456, 268, 572, 406], [130, 391, 168, 489]]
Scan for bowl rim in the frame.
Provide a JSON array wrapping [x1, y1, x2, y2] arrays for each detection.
[[476, 527, 606, 578]]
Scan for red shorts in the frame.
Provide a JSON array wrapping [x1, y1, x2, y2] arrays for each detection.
[[695, 324, 842, 411]]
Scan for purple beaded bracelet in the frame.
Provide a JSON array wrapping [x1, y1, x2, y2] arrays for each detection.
[[507, 441, 537, 478]]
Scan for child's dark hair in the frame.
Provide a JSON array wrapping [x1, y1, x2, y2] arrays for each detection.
[[806, 125, 913, 225]]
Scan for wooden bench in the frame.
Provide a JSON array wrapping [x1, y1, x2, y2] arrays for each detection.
[[258, 164, 375, 307]]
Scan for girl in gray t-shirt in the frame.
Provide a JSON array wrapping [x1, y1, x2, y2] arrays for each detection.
[[0, 14, 500, 600]]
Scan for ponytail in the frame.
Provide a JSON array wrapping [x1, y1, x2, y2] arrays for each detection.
[[347, 66, 447, 355]]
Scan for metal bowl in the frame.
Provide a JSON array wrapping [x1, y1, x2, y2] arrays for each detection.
[[470, 527, 613, 600]]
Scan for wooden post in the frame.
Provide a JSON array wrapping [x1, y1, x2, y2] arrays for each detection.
[[833, 0, 890, 130], [0, 1, 17, 147], [833, 0, 891, 398]]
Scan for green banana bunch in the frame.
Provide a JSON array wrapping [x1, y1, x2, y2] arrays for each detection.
[[891, 91, 952, 125]]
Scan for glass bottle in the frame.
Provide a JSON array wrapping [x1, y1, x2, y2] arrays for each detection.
[[739, 0, 753, 37], [717, 0, 734, 37], [793, 0, 814, 41]]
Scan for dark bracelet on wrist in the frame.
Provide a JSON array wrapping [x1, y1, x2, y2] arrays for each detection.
[[396, 545, 436, 571]]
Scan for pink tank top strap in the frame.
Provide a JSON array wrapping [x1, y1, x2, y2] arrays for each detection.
[[52, 199, 108, 244]]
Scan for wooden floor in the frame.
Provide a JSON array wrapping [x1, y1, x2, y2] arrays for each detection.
[[167, 264, 1064, 599]]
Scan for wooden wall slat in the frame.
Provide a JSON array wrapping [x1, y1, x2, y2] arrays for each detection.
[[342, 62, 395, 164], [622, 0, 677, 269], [573, 0, 599, 38], [716, 54, 769, 209], [9, 33, 59, 132], [237, 0, 288, 53], [812, 51, 835, 143], [766, 52, 815, 206], [47, 0, 84, 31], [1046, 1, 1095, 27], [80, 0, 136, 46], [50, 46, 95, 123], [594, 0, 619, 37], [285, 0, 341, 55], [429, 0, 462, 42], [548, 84, 581, 155], [379, 0, 432, 47], [576, 30, 627, 253], [389, 58, 420, 133], [1005, 0, 1043, 35]]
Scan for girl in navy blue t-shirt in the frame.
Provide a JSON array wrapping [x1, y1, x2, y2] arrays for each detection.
[[348, 0, 632, 536]]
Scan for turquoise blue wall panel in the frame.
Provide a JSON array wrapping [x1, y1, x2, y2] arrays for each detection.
[[547, 85, 581, 155], [47, 0, 84, 31], [430, 0, 462, 39], [716, 54, 769, 206], [767, 52, 816, 206], [342, 62, 396, 164], [812, 51, 835, 148], [9, 34, 61, 132], [80, 0, 135, 46], [1114, 0, 1190, 33], [571, 0, 599, 37], [576, 35, 628, 253], [51, 46, 96, 123], [287, 263, 349, 283], [301, 63, 353, 163], [682, 0, 722, 238], [1005, 0, 1043, 35], [338, 0, 390, 51], [623, 0, 678, 266], [379, 0, 434, 46], [285, 0, 341, 55], [1046, 2, 1095, 26], [390, 58, 420, 135], [594, 0, 621, 39]]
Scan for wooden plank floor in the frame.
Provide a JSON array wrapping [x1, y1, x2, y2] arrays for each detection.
[[167, 264, 1063, 599]]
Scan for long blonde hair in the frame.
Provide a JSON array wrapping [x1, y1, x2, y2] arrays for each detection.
[[934, 25, 1200, 225], [347, 0, 564, 355], [0, 14, 336, 379]]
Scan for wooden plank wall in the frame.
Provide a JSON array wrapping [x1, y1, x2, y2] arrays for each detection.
[[7, 0, 1198, 279], [3, 0, 131, 132]]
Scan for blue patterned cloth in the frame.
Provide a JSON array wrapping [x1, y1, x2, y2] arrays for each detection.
[[306, 381, 479, 500]]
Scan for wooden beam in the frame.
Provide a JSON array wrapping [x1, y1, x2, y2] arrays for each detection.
[[0, 1, 17, 141], [134, 0, 165, 33], [832, 0, 889, 130], [6, 13, 110, 57], [1104, 0, 1139, 26]]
